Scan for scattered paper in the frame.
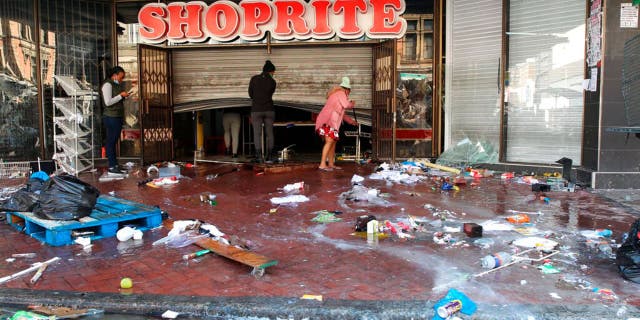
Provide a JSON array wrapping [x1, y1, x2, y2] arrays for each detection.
[[282, 182, 304, 193], [161, 310, 180, 319], [549, 292, 562, 300], [270, 195, 310, 205], [513, 237, 558, 251], [74, 237, 91, 247], [300, 294, 323, 301], [351, 174, 365, 184], [480, 220, 514, 231], [621, 3, 639, 28]]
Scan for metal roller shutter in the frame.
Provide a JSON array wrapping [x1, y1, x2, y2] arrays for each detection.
[[444, 0, 503, 152], [505, 0, 585, 164], [172, 44, 373, 125]]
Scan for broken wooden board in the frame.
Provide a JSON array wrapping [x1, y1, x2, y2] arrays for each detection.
[[252, 162, 318, 174], [164, 220, 277, 278]]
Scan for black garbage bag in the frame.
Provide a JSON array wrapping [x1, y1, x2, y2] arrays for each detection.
[[0, 190, 39, 212], [33, 175, 100, 220], [25, 177, 47, 193], [616, 219, 640, 283]]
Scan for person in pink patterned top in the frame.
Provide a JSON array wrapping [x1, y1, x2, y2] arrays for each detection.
[[315, 76, 357, 171]]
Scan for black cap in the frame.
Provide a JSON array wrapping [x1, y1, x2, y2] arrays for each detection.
[[263, 60, 276, 73]]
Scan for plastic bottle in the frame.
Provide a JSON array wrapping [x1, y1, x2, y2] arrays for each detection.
[[481, 252, 512, 269]]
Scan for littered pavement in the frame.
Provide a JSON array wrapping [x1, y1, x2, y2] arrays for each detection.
[[0, 162, 639, 319]]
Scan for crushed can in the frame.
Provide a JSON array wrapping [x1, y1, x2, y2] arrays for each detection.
[[437, 300, 462, 318]]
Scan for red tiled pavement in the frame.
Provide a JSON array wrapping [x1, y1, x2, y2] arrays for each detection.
[[1, 162, 639, 313]]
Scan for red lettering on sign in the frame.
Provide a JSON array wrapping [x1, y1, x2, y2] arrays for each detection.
[[240, 1, 273, 40], [369, 0, 405, 36], [333, 0, 367, 37], [205, 1, 240, 41], [137, 0, 407, 43], [310, 0, 332, 37], [166, 3, 204, 41], [138, 5, 168, 42], [273, 0, 310, 37]]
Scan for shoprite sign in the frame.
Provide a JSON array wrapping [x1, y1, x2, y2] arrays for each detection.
[[138, 0, 407, 43]]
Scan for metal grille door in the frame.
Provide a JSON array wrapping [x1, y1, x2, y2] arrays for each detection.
[[138, 44, 173, 164], [372, 40, 397, 161]]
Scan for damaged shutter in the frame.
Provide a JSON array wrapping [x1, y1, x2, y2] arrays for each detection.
[[504, 0, 585, 164], [171, 45, 373, 125], [444, 0, 503, 153]]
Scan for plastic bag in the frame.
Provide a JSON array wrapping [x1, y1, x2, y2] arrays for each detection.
[[0, 190, 39, 212], [25, 177, 47, 193], [33, 175, 100, 220], [616, 219, 640, 283]]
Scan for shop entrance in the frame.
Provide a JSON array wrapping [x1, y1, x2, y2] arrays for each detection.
[[138, 44, 173, 164], [139, 40, 398, 163]]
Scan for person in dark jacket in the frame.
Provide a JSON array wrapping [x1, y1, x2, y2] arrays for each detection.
[[101, 66, 129, 174], [248, 60, 277, 163]]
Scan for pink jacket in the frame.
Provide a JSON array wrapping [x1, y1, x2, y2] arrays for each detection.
[[315, 89, 356, 131]]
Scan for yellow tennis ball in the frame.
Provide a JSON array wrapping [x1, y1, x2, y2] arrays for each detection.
[[120, 277, 133, 289]]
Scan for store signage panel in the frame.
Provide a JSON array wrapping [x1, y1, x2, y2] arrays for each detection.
[[138, 0, 407, 43]]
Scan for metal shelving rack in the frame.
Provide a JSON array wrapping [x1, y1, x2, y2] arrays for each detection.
[[52, 75, 97, 175]]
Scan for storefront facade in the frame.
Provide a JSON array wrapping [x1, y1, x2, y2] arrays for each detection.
[[1, 0, 638, 188], [445, 0, 640, 188]]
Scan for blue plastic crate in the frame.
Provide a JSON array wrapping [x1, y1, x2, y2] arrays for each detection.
[[5, 196, 163, 246]]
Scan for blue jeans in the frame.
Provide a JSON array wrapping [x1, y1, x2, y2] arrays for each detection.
[[103, 116, 123, 168]]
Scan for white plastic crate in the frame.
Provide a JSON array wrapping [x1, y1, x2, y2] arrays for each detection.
[[0, 160, 31, 179]]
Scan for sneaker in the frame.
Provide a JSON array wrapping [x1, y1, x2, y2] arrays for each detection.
[[108, 166, 127, 174]]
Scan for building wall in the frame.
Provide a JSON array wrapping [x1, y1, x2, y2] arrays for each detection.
[[591, 0, 640, 188]]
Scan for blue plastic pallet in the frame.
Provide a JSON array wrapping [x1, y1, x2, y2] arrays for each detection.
[[5, 196, 163, 246]]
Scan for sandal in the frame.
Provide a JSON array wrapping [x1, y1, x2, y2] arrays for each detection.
[[318, 167, 333, 171], [330, 166, 343, 170]]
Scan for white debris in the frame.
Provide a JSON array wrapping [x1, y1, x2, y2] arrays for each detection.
[[340, 185, 390, 206], [369, 170, 423, 184], [168, 220, 199, 238], [270, 195, 310, 205], [480, 220, 514, 231], [74, 237, 91, 247], [443, 226, 461, 233], [282, 182, 304, 193], [513, 237, 558, 251], [351, 174, 365, 184], [549, 292, 562, 299], [200, 223, 227, 245], [161, 310, 180, 319]]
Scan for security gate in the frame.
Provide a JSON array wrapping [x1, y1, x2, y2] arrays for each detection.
[[138, 44, 173, 164], [372, 40, 397, 161]]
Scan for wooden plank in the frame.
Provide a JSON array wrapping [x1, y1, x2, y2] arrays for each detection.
[[164, 220, 277, 270], [194, 237, 277, 269]]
